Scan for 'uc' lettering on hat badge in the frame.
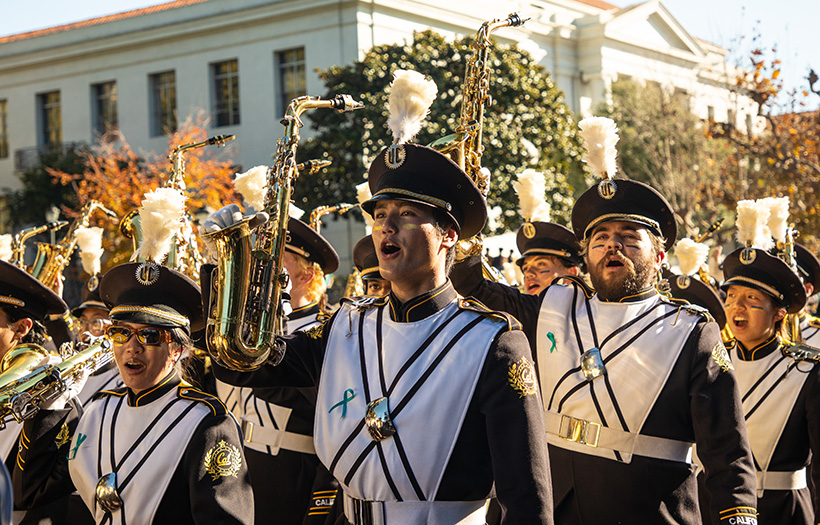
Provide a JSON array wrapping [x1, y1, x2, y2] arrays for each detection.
[[676, 275, 691, 289], [522, 222, 536, 239], [597, 179, 617, 200], [135, 261, 160, 286], [384, 144, 406, 169], [739, 247, 757, 265]]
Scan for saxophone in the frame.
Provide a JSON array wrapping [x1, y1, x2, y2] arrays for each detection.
[[430, 13, 527, 282], [11, 220, 68, 267], [29, 201, 117, 290], [0, 337, 113, 427], [308, 203, 358, 234], [121, 134, 235, 281], [204, 95, 363, 371], [778, 227, 803, 344]]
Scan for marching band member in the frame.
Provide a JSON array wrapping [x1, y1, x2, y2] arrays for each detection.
[[794, 243, 820, 345], [709, 247, 820, 524], [212, 142, 553, 524], [0, 260, 70, 524], [450, 118, 757, 523], [352, 235, 391, 297], [13, 262, 253, 524], [514, 222, 582, 296]]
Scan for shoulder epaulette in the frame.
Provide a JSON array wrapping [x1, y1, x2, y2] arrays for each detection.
[[661, 296, 714, 323], [807, 316, 820, 329], [458, 297, 522, 331], [340, 295, 389, 312], [177, 386, 227, 416], [92, 386, 128, 401], [781, 342, 820, 364]]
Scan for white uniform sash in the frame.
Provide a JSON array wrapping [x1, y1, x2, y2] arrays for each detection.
[[733, 347, 809, 479], [78, 366, 123, 407], [69, 386, 211, 524], [800, 317, 820, 347], [0, 422, 21, 465], [315, 301, 500, 502], [537, 284, 698, 462]]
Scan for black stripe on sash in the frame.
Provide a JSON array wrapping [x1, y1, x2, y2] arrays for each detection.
[[745, 362, 798, 420], [97, 396, 113, 480], [741, 353, 789, 403], [375, 442, 402, 501]]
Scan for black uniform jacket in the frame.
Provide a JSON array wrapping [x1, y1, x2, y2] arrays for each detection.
[[700, 337, 820, 525], [13, 372, 254, 524], [214, 282, 554, 524], [451, 256, 758, 524]]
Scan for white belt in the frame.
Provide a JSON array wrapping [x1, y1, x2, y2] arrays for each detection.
[[240, 419, 316, 455], [545, 410, 694, 463], [757, 468, 807, 492], [343, 493, 488, 525]]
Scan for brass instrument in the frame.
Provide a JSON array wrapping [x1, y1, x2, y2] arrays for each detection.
[[778, 227, 803, 343], [695, 218, 724, 287], [204, 95, 363, 371], [308, 203, 358, 234], [296, 159, 331, 175], [11, 221, 68, 267], [343, 268, 365, 298], [430, 13, 527, 282], [30, 201, 117, 290], [0, 337, 113, 427], [121, 134, 235, 281]]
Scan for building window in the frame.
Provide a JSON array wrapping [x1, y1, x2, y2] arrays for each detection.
[[707, 105, 715, 120], [275, 47, 306, 115], [38, 91, 61, 148], [212, 59, 240, 127], [728, 109, 736, 128], [92, 81, 118, 139], [149, 71, 177, 136], [745, 113, 753, 134], [0, 100, 7, 159]]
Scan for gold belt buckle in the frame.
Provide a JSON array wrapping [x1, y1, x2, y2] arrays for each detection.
[[558, 415, 600, 447]]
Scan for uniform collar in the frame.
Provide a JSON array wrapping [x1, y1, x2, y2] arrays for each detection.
[[596, 287, 658, 303], [290, 301, 320, 321], [386, 281, 456, 323], [126, 371, 180, 407], [735, 335, 781, 361]]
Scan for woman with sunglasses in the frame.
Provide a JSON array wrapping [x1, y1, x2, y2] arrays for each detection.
[[699, 247, 820, 524], [13, 262, 253, 524]]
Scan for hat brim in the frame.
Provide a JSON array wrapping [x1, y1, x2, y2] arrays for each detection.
[[721, 248, 806, 314], [286, 218, 339, 274], [0, 260, 67, 320]]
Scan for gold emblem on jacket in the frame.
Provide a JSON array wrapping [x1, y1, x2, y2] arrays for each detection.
[[54, 423, 71, 448], [306, 323, 324, 340], [508, 356, 537, 397], [711, 342, 734, 372], [204, 440, 242, 480]]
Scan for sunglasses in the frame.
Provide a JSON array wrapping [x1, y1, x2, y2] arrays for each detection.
[[78, 318, 112, 335], [106, 325, 174, 346]]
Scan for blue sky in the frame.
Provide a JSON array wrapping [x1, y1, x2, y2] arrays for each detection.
[[2, 0, 816, 106]]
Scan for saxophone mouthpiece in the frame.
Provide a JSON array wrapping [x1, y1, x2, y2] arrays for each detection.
[[507, 12, 530, 27], [209, 134, 236, 146], [332, 94, 364, 113], [47, 220, 69, 231], [296, 159, 332, 174], [99, 206, 119, 220]]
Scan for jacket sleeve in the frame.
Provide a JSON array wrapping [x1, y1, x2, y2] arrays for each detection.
[[688, 321, 758, 523], [804, 366, 820, 517], [13, 407, 77, 510], [183, 413, 254, 524], [450, 255, 543, 345], [478, 328, 553, 524]]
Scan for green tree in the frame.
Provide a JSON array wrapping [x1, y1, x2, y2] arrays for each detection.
[[296, 29, 588, 233], [598, 80, 737, 242]]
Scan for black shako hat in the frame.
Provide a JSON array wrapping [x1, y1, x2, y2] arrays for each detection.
[[71, 278, 109, 318], [353, 235, 382, 281], [794, 243, 820, 293], [571, 179, 677, 251], [362, 143, 487, 239], [100, 263, 204, 333], [0, 260, 67, 321], [721, 248, 806, 314], [664, 269, 727, 329], [515, 222, 582, 268], [286, 217, 339, 275]]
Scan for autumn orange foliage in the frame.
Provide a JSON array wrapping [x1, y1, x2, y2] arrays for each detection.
[[48, 115, 241, 271]]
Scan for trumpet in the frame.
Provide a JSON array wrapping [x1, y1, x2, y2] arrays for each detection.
[[0, 337, 113, 427], [204, 95, 363, 371]]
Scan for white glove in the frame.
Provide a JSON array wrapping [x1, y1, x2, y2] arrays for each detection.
[[201, 204, 269, 263], [40, 364, 91, 411]]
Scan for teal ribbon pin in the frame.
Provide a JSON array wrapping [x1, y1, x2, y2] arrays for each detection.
[[547, 332, 557, 353], [67, 433, 87, 460], [328, 389, 355, 418]]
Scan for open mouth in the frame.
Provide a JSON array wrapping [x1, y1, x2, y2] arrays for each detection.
[[124, 360, 145, 373], [605, 257, 624, 268], [381, 241, 400, 257], [526, 282, 540, 293], [732, 316, 748, 328]]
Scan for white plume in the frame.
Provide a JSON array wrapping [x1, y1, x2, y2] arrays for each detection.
[[75, 226, 104, 276], [0, 235, 11, 262], [578, 117, 619, 178], [136, 187, 187, 263], [502, 261, 521, 287], [513, 169, 551, 222], [233, 165, 268, 211], [356, 181, 373, 227], [760, 196, 789, 243], [387, 69, 438, 144], [674, 238, 709, 277], [289, 204, 304, 220], [735, 199, 773, 250]]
